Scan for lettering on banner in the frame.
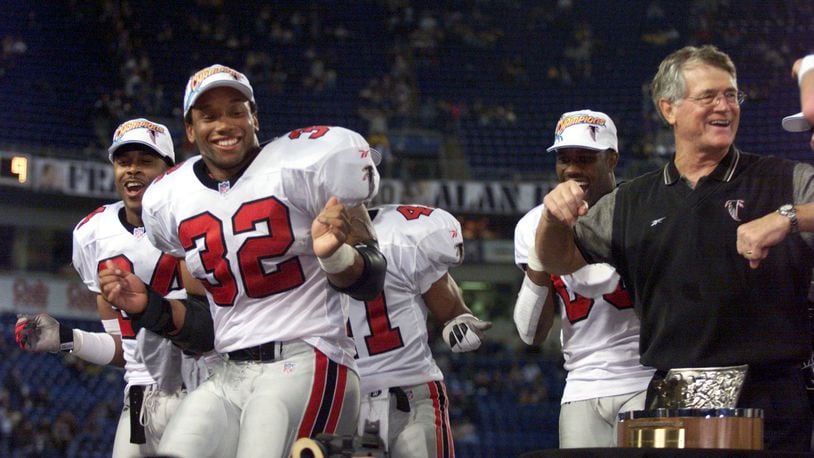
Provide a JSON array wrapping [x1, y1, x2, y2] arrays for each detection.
[[67, 162, 116, 197], [436, 182, 521, 214], [13, 278, 48, 310], [435, 182, 463, 210], [332, 178, 557, 215], [470, 182, 519, 214]]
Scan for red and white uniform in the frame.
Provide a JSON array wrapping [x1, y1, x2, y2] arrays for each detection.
[[72, 201, 189, 457], [514, 204, 654, 447], [142, 126, 378, 458], [347, 204, 460, 457]]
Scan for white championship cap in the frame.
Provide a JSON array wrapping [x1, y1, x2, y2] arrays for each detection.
[[183, 64, 255, 117], [108, 118, 175, 164], [781, 112, 811, 132], [546, 109, 618, 153]]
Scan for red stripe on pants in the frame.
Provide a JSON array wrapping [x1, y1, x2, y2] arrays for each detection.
[[429, 381, 454, 457], [297, 350, 328, 438]]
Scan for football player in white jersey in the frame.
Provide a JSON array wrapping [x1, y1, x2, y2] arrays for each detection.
[[347, 204, 490, 457], [98, 65, 386, 458], [15, 118, 214, 457], [512, 110, 654, 448]]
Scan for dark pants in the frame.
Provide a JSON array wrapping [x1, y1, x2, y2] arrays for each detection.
[[738, 363, 812, 451]]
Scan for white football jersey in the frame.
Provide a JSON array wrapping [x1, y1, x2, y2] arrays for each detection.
[[142, 126, 380, 368], [72, 201, 187, 388], [347, 204, 463, 394], [514, 204, 654, 403]]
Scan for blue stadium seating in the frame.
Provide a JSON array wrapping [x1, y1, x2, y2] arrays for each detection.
[[1, 1, 810, 177]]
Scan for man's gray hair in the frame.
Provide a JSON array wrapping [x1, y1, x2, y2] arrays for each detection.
[[650, 45, 737, 124]]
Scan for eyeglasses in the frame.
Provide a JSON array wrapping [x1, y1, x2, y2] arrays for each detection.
[[683, 90, 747, 107]]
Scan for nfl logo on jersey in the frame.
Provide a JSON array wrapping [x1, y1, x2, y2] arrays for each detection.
[[283, 362, 295, 374], [218, 181, 231, 194]]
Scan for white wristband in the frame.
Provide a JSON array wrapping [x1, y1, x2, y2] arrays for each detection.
[[527, 238, 544, 272], [317, 243, 356, 274], [102, 318, 121, 336], [514, 275, 549, 345], [799, 55, 814, 87], [528, 245, 545, 272], [72, 329, 116, 365]]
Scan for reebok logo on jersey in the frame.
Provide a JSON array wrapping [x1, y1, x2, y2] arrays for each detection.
[[724, 199, 744, 222], [650, 217, 666, 227]]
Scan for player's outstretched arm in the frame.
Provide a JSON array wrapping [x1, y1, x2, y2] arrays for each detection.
[[314, 198, 386, 301], [424, 272, 492, 353], [16, 313, 64, 353], [95, 296, 126, 367], [15, 308, 123, 367]]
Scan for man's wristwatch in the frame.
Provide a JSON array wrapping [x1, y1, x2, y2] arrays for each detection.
[[777, 204, 799, 233]]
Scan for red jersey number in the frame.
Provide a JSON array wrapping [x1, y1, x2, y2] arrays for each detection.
[[179, 197, 305, 307], [396, 205, 434, 221], [552, 275, 632, 324], [234, 197, 305, 298], [179, 212, 238, 306], [353, 292, 404, 356], [288, 126, 330, 140]]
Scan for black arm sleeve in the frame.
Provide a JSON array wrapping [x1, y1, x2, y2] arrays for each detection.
[[130, 287, 176, 336], [130, 290, 214, 355], [330, 240, 387, 301], [167, 294, 215, 354]]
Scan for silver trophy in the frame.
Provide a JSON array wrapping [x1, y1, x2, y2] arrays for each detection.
[[649, 365, 748, 409]]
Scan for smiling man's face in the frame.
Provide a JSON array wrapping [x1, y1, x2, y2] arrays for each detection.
[[663, 64, 740, 156], [112, 148, 169, 220]]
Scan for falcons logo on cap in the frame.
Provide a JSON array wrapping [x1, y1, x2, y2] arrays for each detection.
[[588, 125, 598, 141]]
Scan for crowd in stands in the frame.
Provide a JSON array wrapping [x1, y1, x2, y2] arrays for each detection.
[[1, 0, 807, 176], [1, 34, 27, 77]]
